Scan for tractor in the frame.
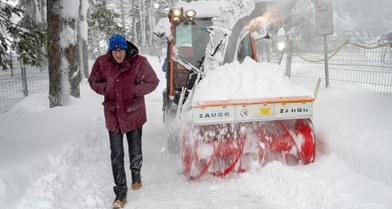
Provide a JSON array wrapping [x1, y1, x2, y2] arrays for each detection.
[[154, 0, 317, 179]]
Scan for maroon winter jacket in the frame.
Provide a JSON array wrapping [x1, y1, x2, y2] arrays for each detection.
[[89, 43, 159, 133]]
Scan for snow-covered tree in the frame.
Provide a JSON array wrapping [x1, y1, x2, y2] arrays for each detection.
[[0, 2, 46, 70], [77, 0, 89, 78], [18, 0, 48, 71], [62, 0, 81, 98], [47, 0, 62, 107], [101, 0, 164, 54], [87, 1, 125, 58], [47, 0, 82, 107]]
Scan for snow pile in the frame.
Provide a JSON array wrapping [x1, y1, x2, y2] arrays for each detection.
[[6, 93, 49, 113], [0, 84, 105, 207], [313, 87, 392, 187], [193, 57, 313, 103]]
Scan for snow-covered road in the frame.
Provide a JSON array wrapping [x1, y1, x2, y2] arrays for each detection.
[[1, 56, 392, 209]]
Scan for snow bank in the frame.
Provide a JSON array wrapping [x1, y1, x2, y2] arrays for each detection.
[[6, 93, 49, 113], [0, 82, 106, 208], [314, 88, 392, 187], [193, 57, 313, 103]]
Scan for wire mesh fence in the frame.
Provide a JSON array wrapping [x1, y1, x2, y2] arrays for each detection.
[[281, 30, 392, 93], [0, 60, 48, 113], [1, 30, 391, 113]]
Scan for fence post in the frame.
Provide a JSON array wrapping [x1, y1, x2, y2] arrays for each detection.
[[278, 48, 284, 65], [323, 35, 330, 87], [285, 40, 293, 77], [20, 61, 29, 97], [10, 52, 14, 77]]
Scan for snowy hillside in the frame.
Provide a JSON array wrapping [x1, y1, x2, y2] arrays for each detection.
[[1, 56, 392, 209]]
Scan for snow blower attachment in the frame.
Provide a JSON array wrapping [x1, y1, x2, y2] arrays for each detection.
[[154, 0, 317, 179], [180, 97, 316, 179]]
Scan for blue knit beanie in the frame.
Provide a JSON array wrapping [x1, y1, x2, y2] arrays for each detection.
[[108, 34, 128, 51]]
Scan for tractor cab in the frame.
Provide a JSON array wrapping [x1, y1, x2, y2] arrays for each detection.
[[168, 16, 212, 100], [155, 1, 230, 122]]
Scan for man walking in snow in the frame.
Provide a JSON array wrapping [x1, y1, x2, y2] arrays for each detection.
[[88, 34, 159, 209]]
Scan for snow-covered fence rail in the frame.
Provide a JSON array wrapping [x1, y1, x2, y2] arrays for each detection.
[[283, 31, 392, 93], [0, 61, 48, 112]]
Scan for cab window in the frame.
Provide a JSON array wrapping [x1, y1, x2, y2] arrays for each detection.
[[237, 35, 253, 63]]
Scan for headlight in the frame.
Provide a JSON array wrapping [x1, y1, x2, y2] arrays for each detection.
[[277, 41, 285, 51], [172, 8, 182, 17], [172, 16, 181, 22], [185, 10, 197, 18]]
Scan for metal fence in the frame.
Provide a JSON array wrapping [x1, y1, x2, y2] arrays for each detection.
[[282, 31, 392, 93], [0, 60, 48, 113], [1, 30, 391, 113]]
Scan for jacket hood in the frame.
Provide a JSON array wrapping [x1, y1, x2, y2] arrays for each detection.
[[126, 41, 139, 57]]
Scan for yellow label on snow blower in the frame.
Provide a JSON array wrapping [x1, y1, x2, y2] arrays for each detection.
[[259, 106, 272, 116]]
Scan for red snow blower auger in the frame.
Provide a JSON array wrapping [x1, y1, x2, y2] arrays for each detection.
[[180, 97, 316, 179]]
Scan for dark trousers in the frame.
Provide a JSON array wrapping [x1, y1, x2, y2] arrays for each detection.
[[109, 128, 143, 199]]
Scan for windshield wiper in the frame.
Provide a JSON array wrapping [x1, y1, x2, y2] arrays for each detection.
[[211, 39, 223, 56]]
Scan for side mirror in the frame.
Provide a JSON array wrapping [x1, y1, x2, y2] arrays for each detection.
[[154, 18, 171, 40], [153, 32, 165, 38]]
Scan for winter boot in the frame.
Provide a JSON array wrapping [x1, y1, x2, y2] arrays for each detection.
[[131, 169, 142, 190], [112, 197, 127, 209]]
